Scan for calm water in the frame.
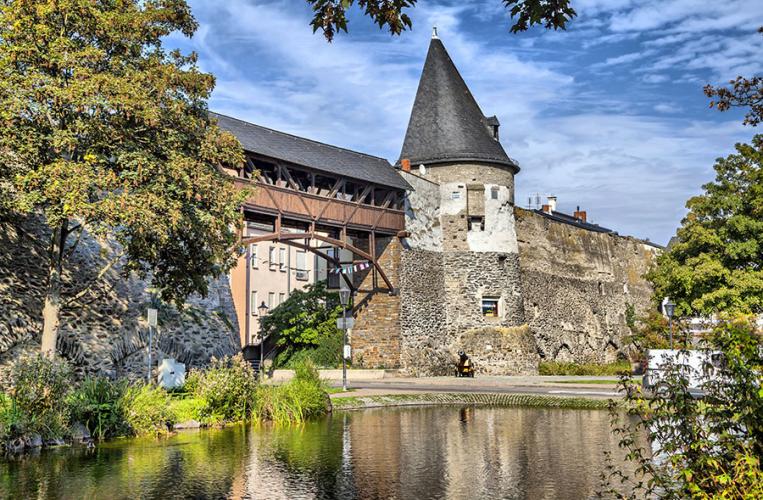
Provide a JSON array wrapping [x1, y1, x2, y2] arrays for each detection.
[[0, 406, 638, 499]]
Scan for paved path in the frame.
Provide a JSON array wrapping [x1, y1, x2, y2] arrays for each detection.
[[327, 375, 627, 400]]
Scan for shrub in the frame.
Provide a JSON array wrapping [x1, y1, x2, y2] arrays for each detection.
[[10, 355, 73, 438], [538, 360, 631, 376], [602, 315, 763, 498], [255, 360, 329, 424], [67, 377, 128, 440], [0, 393, 25, 442], [168, 396, 205, 423], [262, 282, 343, 368], [275, 326, 343, 368], [121, 383, 174, 436], [192, 354, 257, 423]]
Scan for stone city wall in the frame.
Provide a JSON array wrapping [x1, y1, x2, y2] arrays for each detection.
[[350, 236, 402, 369], [514, 208, 659, 363], [0, 216, 241, 383], [457, 325, 538, 376]]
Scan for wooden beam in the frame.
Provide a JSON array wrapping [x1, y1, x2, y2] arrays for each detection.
[[239, 231, 394, 292]]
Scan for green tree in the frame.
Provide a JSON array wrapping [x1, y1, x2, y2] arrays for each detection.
[[260, 282, 343, 367], [647, 136, 763, 316], [306, 0, 576, 41], [0, 0, 246, 356]]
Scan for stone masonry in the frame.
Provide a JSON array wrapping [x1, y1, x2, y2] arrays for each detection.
[[0, 216, 240, 383], [349, 236, 402, 368]]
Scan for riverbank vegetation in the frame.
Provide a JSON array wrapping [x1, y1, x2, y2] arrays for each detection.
[[0, 355, 330, 454], [538, 360, 631, 376], [602, 316, 762, 498]]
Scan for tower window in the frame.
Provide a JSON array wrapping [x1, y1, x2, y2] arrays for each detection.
[[468, 216, 485, 231], [482, 298, 499, 317], [491, 187, 499, 200]]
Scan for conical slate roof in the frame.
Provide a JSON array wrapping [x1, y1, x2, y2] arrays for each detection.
[[398, 36, 517, 171]]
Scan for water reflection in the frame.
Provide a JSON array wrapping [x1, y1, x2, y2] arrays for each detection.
[[0, 406, 639, 499]]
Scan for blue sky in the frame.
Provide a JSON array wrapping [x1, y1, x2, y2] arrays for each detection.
[[168, 0, 763, 245]]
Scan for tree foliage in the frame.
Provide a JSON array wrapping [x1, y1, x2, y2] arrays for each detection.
[[601, 316, 763, 498], [261, 281, 342, 348], [0, 0, 246, 354], [306, 0, 575, 41], [647, 136, 763, 316], [704, 27, 763, 127]]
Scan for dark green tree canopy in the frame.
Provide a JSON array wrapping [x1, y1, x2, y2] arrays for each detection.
[[648, 136, 763, 316], [306, 0, 576, 41]]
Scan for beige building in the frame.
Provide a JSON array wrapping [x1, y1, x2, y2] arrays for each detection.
[[233, 223, 318, 347]]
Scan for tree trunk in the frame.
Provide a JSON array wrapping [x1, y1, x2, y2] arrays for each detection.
[[40, 219, 68, 358]]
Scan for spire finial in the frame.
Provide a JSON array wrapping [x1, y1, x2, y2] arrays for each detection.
[[432, 26, 438, 39]]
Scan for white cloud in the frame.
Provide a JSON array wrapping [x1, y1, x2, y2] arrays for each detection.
[[172, 0, 758, 244]]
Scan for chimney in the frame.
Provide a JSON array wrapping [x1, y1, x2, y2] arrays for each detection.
[[401, 158, 411, 172], [574, 205, 587, 222], [547, 195, 557, 213]]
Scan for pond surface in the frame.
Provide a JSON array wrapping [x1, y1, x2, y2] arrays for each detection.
[[0, 406, 638, 499]]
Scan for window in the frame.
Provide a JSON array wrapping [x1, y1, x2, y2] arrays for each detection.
[[482, 298, 499, 317], [468, 216, 485, 231], [451, 191, 461, 200], [268, 292, 275, 309], [250, 291, 257, 316], [491, 187, 499, 200], [279, 248, 286, 272], [250, 245, 258, 269], [295, 251, 308, 281], [279, 293, 285, 305], [269, 247, 276, 270]]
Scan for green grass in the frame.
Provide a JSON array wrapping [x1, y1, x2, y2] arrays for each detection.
[[331, 392, 616, 411], [552, 379, 641, 385], [325, 387, 355, 394], [538, 360, 632, 376]]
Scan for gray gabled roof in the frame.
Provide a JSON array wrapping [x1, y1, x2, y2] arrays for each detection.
[[212, 112, 411, 191], [398, 37, 517, 171]]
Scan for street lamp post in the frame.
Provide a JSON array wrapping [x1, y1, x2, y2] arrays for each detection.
[[258, 301, 269, 377], [664, 299, 676, 349], [338, 287, 352, 392]]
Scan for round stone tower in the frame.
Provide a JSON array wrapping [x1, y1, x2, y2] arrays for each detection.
[[397, 32, 529, 375]]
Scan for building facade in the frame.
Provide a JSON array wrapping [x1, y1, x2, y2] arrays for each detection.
[[214, 34, 661, 375]]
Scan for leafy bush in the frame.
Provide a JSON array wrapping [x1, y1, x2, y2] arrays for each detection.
[[10, 355, 73, 438], [67, 377, 128, 440], [0, 393, 25, 442], [275, 326, 343, 368], [538, 360, 630, 376], [191, 354, 257, 423], [602, 315, 763, 498], [255, 360, 329, 424], [168, 396, 205, 423], [261, 282, 343, 368], [121, 383, 174, 436]]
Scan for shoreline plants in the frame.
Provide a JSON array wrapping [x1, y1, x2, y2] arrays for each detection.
[[1, 354, 330, 454]]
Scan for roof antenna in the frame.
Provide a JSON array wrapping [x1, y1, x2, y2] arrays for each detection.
[[432, 26, 438, 39]]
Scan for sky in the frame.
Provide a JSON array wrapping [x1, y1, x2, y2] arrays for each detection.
[[167, 0, 763, 245]]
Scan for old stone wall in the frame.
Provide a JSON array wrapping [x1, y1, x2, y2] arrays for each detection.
[[350, 236, 402, 368], [399, 248, 447, 375], [457, 325, 538, 375], [515, 208, 659, 363], [0, 216, 241, 383]]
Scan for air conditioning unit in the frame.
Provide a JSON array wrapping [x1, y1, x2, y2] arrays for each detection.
[[295, 269, 309, 281]]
